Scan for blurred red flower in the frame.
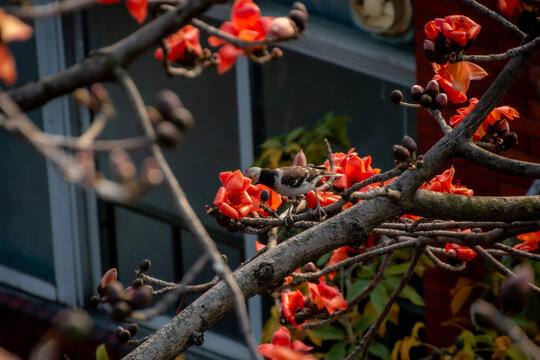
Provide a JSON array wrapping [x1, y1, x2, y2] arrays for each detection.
[[307, 277, 347, 315], [154, 25, 202, 64], [258, 327, 315, 360], [425, 15, 481, 47]]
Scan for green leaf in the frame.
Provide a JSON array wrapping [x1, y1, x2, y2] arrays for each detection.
[[369, 341, 391, 360], [385, 263, 411, 276], [285, 127, 305, 145], [259, 138, 282, 150], [95, 344, 109, 360], [325, 342, 347, 360], [402, 285, 425, 306], [347, 279, 370, 301], [459, 330, 476, 347], [354, 313, 375, 334], [316, 253, 331, 267], [506, 343, 528, 360], [369, 284, 389, 315], [382, 277, 400, 289], [309, 325, 346, 341]]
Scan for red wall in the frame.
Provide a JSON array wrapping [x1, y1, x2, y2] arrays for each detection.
[[415, 0, 540, 348]]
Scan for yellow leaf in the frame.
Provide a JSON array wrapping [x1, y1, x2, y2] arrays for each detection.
[[411, 322, 425, 338], [174, 356, 186, 360], [388, 303, 400, 326], [451, 285, 475, 315], [441, 317, 470, 332], [305, 329, 323, 347], [399, 336, 418, 360], [391, 340, 402, 360], [95, 344, 109, 360]]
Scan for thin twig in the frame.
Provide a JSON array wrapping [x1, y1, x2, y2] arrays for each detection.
[[7, 0, 98, 19], [113, 67, 263, 360], [430, 109, 452, 135], [425, 246, 467, 271], [345, 249, 422, 360], [459, 0, 526, 40], [37, 135, 151, 151], [458, 37, 540, 62]]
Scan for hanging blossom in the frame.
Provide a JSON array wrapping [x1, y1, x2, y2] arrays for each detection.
[[214, 170, 259, 219], [497, 0, 523, 20], [208, 0, 274, 74], [325, 149, 381, 190], [154, 25, 202, 65], [515, 231, 540, 252], [421, 166, 473, 196], [258, 327, 315, 360], [425, 15, 481, 47], [432, 61, 487, 104], [445, 243, 477, 262], [450, 97, 519, 141], [280, 290, 305, 328], [307, 277, 347, 315], [99, 0, 147, 24], [0, 10, 33, 86]]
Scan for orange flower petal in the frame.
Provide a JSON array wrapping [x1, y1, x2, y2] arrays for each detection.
[[126, 0, 147, 24], [217, 44, 243, 74], [0, 43, 17, 86], [0, 10, 33, 43]]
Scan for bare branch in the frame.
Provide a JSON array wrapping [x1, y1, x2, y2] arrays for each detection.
[[430, 109, 452, 135], [458, 37, 540, 62], [459, 0, 526, 39]]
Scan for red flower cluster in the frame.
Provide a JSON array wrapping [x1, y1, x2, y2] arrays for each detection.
[[421, 166, 473, 196], [450, 97, 519, 141], [445, 243, 477, 262], [326, 149, 381, 190], [258, 327, 315, 360], [280, 290, 305, 328], [214, 170, 281, 219], [99, 0, 147, 24], [515, 231, 540, 252], [154, 25, 202, 65], [425, 15, 481, 47], [307, 277, 347, 315], [208, 0, 274, 74]]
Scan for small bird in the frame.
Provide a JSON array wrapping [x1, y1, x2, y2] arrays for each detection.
[[245, 165, 336, 197]]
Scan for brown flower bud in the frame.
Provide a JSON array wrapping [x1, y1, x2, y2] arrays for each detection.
[[73, 88, 94, 109], [420, 94, 433, 107], [139, 259, 151, 272], [294, 311, 307, 325], [411, 85, 424, 102], [127, 323, 139, 337], [293, 149, 307, 166], [131, 278, 144, 290], [109, 149, 136, 181], [435, 93, 448, 108], [98, 268, 118, 296], [305, 262, 316, 272], [401, 135, 417, 153], [116, 326, 131, 343], [129, 285, 153, 310], [270, 17, 296, 39], [105, 281, 126, 304], [91, 83, 109, 103], [503, 132, 518, 149], [425, 80, 440, 95], [147, 106, 164, 125], [271, 47, 283, 58], [156, 121, 183, 148], [111, 301, 131, 321], [155, 90, 183, 120], [392, 145, 411, 162], [288, 9, 307, 32], [260, 189, 270, 202], [141, 157, 163, 186], [291, 1, 307, 15], [167, 107, 194, 131], [389, 90, 403, 105]]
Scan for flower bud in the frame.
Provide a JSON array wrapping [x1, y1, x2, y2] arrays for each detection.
[[116, 326, 131, 343], [392, 144, 411, 162], [270, 17, 297, 38], [423, 39, 438, 62], [291, 1, 307, 14], [271, 47, 283, 58], [294, 311, 307, 325], [260, 189, 270, 202], [131, 278, 144, 290], [293, 149, 307, 166], [156, 121, 183, 148], [147, 106, 164, 124], [411, 85, 424, 101], [305, 262, 316, 272], [435, 93, 448, 108], [155, 90, 183, 120], [141, 157, 163, 186], [98, 268, 118, 296], [91, 83, 109, 103], [112, 301, 131, 321], [73, 88, 94, 109], [222, 254, 229, 264], [127, 323, 139, 337], [129, 285, 153, 310], [105, 281, 126, 304], [425, 80, 440, 95], [288, 9, 307, 32], [90, 295, 101, 306], [139, 259, 151, 272], [503, 132, 518, 149], [167, 107, 194, 131], [401, 135, 417, 152], [389, 90, 403, 105], [110, 149, 136, 182], [420, 94, 433, 107]]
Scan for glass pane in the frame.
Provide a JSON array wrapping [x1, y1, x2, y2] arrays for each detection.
[[86, 6, 241, 226], [0, 29, 55, 282], [260, 49, 416, 170], [113, 207, 176, 283]]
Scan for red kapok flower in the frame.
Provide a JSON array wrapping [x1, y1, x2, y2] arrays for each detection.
[[422, 167, 473, 196], [433, 61, 487, 101], [497, 0, 523, 20], [326, 149, 381, 190], [449, 98, 519, 141], [208, 0, 273, 74], [256, 184, 282, 216], [280, 290, 305, 327], [445, 243, 477, 262], [214, 170, 259, 219], [307, 277, 347, 315], [258, 327, 315, 360], [0, 10, 33, 86], [154, 25, 202, 64], [306, 190, 340, 209], [515, 231, 540, 252], [99, 0, 147, 23], [433, 74, 467, 104], [425, 15, 481, 47]]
